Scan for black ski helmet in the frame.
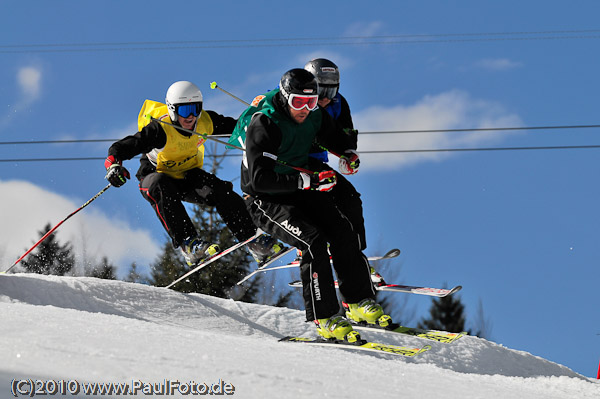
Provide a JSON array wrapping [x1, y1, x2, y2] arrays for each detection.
[[304, 58, 340, 86], [279, 68, 319, 101]]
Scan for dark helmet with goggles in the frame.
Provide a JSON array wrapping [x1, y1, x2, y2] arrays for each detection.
[[304, 58, 339, 100], [279, 68, 319, 111]]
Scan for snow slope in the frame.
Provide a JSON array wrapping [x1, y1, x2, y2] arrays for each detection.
[[1, 273, 598, 399]]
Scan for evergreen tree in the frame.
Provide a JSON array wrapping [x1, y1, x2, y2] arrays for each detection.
[[21, 223, 75, 276], [150, 241, 188, 289], [418, 293, 467, 333], [125, 262, 147, 284], [273, 291, 294, 307], [250, 271, 296, 308], [89, 256, 117, 280], [470, 298, 492, 339]]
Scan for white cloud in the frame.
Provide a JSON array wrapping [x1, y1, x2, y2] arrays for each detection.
[[352, 89, 523, 171], [1, 65, 44, 130], [18, 66, 42, 100], [0, 180, 160, 276], [475, 58, 522, 71], [343, 21, 385, 38], [296, 51, 354, 71]]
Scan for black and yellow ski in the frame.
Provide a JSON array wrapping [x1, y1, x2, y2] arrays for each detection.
[[351, 323, 468, 344], [279, 336, 431, 357]]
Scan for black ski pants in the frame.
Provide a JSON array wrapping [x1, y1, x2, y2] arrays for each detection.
[[246, 189, 375, 321], [139, 168, 256, 248]]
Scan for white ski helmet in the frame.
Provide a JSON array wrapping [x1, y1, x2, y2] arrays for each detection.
[[165, 81, 203, 122]]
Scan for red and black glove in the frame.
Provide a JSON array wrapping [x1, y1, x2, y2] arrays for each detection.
[[298, 170, 337, 192], [104, 155, 130, 187], [338, 150, 360, 175]]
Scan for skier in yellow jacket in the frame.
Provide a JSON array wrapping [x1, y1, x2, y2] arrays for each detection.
[[104, 81, 281, 266]]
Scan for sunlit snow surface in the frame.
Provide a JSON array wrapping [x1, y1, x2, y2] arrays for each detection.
[[1, 274, 598, 398]]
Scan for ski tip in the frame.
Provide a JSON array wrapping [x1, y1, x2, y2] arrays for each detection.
[[386, 248, 401, 258], [450, 285, 463, 294]]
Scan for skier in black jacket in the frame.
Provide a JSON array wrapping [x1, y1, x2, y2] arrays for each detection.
[[238, 69, 393, 343]]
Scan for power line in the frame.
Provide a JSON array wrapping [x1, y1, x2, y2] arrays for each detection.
[[1, 123, 598, 146], [0, 139, 115, 145], [1, 29, 599, 54], [358, 144, 600, 153], [3, 29, 599, 48], [359, 124, 600, 135], [2, 144, 599, 163]]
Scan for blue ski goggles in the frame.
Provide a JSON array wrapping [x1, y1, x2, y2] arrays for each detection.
[[176, 102, 202, 118], [318, 85, 338, 100]]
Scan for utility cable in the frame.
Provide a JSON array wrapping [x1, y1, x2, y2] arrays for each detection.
[[2, 144, 600, 163], [2, 29, 599, 54], [0, 123, 598, 146]]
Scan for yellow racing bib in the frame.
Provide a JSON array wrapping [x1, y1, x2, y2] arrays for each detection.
[[138, 100, 213, 179]]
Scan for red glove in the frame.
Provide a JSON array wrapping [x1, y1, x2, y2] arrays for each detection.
[[339, 150, 360, 175], [104, 155, 130, 187], [298, 170, 337, 192]]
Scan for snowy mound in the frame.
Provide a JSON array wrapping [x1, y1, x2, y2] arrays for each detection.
[[1, 273, 598, 398]]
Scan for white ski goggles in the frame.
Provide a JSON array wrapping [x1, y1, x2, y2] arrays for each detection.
[[287, 93, 319, 111]]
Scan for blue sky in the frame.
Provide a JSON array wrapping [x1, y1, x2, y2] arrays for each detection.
[[2, 1, 599, 378]]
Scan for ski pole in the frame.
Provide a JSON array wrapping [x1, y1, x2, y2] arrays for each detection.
[[209, 81, 348, 160], [210, 82, 250, 106], [166, 229, 264, 289], [146, 116, 316, 174], [145, 115, 245, 151], [3, 183, 111, 274], [262, 152, 314, 174]]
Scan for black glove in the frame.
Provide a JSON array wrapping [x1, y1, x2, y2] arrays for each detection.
[[298, 170, 337, 192], [104, 155, 130, 187]]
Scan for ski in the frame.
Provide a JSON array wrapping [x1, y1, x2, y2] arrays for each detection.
[[279, 336, 431, 357], [284, 248, 401, 269], [288, 280, 462, 298], [236, 246, 296, 285], [165, 229, 264, 289], [350, 322, 467, 344], [236, 248, 400, 285], [376, 284, 462, 297], [368, 248, 401, 262]]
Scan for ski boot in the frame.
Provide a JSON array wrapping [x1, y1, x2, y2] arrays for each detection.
[[370, 266, 387, 286], [180, 237, 220, 266], [315, 315, 362, 343], [247, 233, 286, 266], [344, 298, 393, 328]]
